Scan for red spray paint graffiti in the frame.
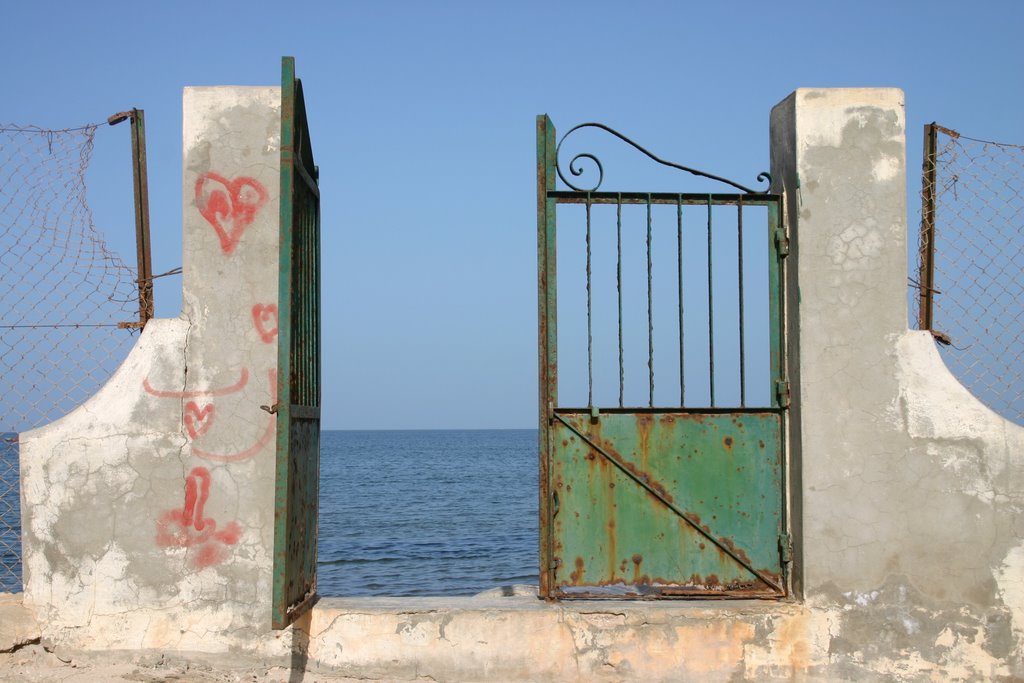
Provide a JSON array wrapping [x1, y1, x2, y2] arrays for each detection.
[[191, 369, 277, 464], [143, 368, 249, 398], [147, 171, 277, 570], [195, 172, 269, 255], [251, 303, 279, 343], [156, 467, 242, 569], [183, 401, 214, 439]]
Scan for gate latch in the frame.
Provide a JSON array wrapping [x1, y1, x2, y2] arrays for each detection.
[[775, 381, 791, 408], [774, 227, 790, 257], [779, 532, 793, 563]]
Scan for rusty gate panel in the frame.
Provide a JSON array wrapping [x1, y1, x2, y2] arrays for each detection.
[[273, 56, 321, 629], [551, 410, 782, 597], [537, 116, 788, 599]]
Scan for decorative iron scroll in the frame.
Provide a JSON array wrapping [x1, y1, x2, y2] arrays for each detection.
[[555, 122, 771, 194]]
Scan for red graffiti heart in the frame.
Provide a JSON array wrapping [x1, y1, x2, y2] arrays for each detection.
[[195, 172, 269, 255], [184, 401, 215, 439], [251, 304, 278, 343]]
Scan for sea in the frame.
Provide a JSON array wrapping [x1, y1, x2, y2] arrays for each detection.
[[0, 429, 539, 596]]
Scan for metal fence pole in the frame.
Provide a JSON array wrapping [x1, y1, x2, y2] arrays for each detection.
[[917, 122, 937, 331], [109, 109, 153, 328]]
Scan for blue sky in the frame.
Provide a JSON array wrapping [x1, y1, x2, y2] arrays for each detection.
[[3, 0, 1022, 429]]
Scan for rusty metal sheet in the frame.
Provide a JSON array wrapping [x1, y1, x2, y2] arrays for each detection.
[[536, 118, 788, 600], [550, 410, 783, 598]]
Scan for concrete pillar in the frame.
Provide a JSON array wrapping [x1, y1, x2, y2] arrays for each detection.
[[770, 89, 909, 597], [770, 90, 1024, 631], [19, 87, 287, 653]]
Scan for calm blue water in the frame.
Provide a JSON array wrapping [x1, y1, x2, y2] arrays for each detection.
[[0, 430, 540, 596], [318, 429, 539, 596], [1, 434, 19, 592]]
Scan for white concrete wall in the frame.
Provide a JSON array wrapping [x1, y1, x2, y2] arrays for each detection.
[[18, 87, 287, 653], [770, 88, 1024, 679]]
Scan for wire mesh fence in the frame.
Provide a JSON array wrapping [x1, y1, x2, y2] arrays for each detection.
[[1, 122, 140, 591], [914, 123, 1024, 425]]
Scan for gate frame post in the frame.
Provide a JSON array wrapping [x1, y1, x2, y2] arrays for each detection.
[[536, 114, 557, 599]]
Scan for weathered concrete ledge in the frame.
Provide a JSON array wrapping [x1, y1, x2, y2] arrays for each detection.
[[304, 595, 812, 681], [3, 590, 1017, 681], [0, 592, 38, 652]]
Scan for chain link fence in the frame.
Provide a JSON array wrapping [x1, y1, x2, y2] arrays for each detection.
[[1, 122, 140, 591], [914, 123, 1024, 425]]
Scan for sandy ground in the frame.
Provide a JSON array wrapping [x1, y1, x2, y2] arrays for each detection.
[[0, 644, 382, 683]]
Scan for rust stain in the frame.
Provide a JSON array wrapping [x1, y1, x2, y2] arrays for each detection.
[[718, 536, 754, 567], [723, 436, 734, 449], [569, 556, 585, 583], [656, 572, 772, 595], [776, 613, 812, 672], [636, 413, 653, 470], [600, 438, 676, 504], [566, 414, 677, 506], [606, 511, 617, 578], [672, 621, 755, 674]]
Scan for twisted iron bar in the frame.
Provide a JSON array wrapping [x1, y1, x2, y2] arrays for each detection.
[[555, 122, 771, 194]]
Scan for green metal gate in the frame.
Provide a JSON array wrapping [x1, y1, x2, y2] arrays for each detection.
[[537, 117, 789, 599], [272, 57, 321, 628]]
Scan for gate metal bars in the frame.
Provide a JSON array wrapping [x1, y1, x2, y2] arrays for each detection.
[[272, 57, 321, 628], [537, 116, 788, 599]]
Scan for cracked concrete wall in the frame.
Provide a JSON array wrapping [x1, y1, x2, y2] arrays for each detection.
[[770, 88, 1024, 678], [18, 87, 287, 653]]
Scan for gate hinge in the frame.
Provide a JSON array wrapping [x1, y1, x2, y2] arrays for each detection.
[[550, 558, 561, 571], [775, 380, 791, 408], [779, 532, 793, 563], [774, 226, 790, 257], [547, 400, 555, 424]]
